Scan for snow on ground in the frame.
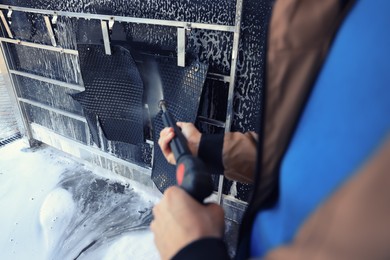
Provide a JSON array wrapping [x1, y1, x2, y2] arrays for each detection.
[[0, 139, 161, 260]]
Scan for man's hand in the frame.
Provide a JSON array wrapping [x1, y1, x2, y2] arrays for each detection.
[[150, 186, 225, 260], [158, 122, 201, 165]]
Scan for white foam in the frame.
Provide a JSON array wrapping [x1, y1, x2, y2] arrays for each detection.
[[39, 188, 75, 250], [0, 140, 159, 259]]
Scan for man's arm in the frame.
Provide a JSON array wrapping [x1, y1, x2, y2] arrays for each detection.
[[159, 122, 258, 184]]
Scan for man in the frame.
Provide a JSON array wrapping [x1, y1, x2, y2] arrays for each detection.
[[151, 0, 390, 259]]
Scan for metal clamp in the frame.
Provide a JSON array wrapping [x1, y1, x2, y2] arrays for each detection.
[[7, 8, 12, 21], [108, 17, 115, 32], [185, 23, 192, 31], [51, 13, 58, 25]]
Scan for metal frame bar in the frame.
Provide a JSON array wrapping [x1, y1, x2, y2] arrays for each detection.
[[9, 69, 84, 91], [217, 0, 244, 204], [0, 37, 78, 55], [101, 20, 111, 55], [19, 97, 87, 123], [0, 10, 13, 38], [177, 28, 186, 67], [225, 0, 243, 132], [0, 5, 235, 32], [30, 122, 152, 173], [44, 15, 57, 47]]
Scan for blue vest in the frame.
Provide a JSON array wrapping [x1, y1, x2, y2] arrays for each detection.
[[251, 0, 390, 257]]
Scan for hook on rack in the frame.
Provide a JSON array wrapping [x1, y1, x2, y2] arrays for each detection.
[[176, 23, 192, 67], [108, 17, 115, 33], [7, 8, 12, 24], [51, 13, 58, 25]]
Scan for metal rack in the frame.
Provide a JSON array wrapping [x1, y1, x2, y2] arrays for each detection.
[[0, 1, 244, 205]]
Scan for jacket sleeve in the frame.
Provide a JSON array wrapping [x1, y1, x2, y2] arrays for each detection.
[[172, 238, 231, 260], [198, 132, 258, 184]]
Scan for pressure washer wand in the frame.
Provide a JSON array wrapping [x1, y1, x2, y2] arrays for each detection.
[[159, 100, 214, 202]]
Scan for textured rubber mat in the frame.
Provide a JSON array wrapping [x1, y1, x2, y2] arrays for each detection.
[[151, 58, 208, 193], [72, 44, 144, 146]]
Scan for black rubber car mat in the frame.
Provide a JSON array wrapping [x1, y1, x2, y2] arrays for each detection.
[[72, 44, 144, 147], [151, 57, 208, 193]]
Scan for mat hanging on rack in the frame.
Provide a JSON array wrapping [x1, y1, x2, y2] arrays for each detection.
[[150, 57, 209, 193], [72, 44, 144, 147]]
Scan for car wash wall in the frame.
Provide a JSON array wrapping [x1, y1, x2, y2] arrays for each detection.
[[0, 0, 273, 221]]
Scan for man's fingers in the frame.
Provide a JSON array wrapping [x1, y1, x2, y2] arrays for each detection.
[[151, 185, 226, 259], [159, 127, 174, 141], [158, 130, 173, 149], [158, 127, 176, 164]]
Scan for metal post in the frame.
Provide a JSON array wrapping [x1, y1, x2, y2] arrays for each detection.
[[9, 69, 84, 91], [0, 37, 78, 55], [0, 10, 13, 38], [177, 27, 186, 67], [101, 20, 111, 55], [0, 5, 235, 33], [217, 0, 244, 205], [44, 16, 57, 47], [18, 98, 87, 123]]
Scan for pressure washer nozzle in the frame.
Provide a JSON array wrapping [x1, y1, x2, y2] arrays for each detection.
[[158, 100, 167, 112]]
